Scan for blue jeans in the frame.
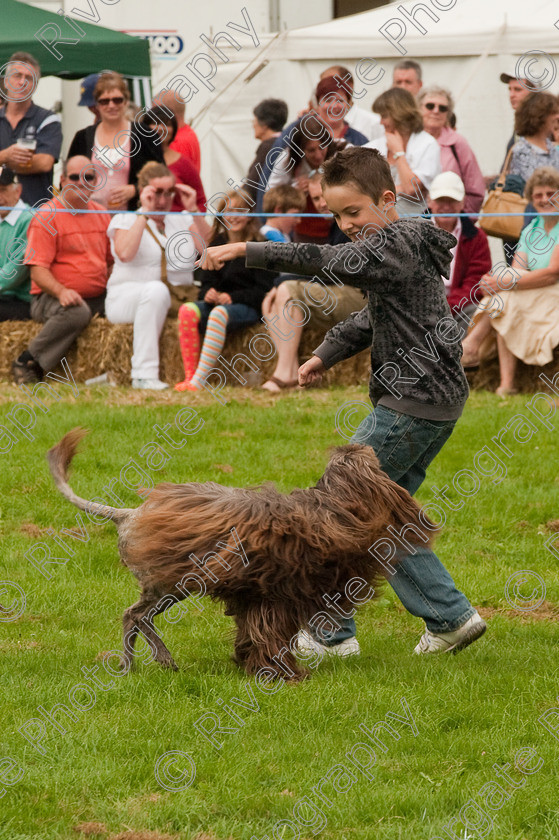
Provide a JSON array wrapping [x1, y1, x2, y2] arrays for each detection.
[[196, 301, 259, 332], [314, 405, 475, 644]]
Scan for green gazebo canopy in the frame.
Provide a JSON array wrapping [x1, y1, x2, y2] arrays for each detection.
[[2, 0, 151, 79]]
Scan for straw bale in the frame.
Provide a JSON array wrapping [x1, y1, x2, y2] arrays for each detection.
[[2, 316, 557, 392], [466, 348, 559, 394], [0, 316, 370, 387]]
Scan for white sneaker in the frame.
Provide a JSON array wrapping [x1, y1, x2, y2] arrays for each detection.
[[414, 611, 486, 655], [297, 629, 361, 658], [132, 378, 169, 390]]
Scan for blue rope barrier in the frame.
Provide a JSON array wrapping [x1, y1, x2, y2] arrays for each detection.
[[0, 206, 555, 218]]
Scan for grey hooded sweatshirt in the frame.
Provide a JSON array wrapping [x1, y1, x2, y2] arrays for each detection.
[[246, 218, 470, 420]]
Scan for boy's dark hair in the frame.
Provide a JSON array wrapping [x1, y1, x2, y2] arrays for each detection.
[[262, 185, 306, 214], [253, 98, 288, 132], [515, 91, 559, 138], [322, 147, 396, 203]]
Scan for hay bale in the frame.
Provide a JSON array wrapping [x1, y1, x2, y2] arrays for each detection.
[[466, 343, 559, 394], [0, 316, 371, 387], [160, 321, 372, 387], [3, 314, 559, 393]]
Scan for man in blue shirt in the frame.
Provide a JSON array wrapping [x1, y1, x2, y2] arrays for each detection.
[[0, 52, 62, 205]]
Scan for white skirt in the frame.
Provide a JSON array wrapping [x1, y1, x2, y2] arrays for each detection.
[[473, 283, 559, 366]]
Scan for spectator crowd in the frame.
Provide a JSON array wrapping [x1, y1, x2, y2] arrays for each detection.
[[2, 50, 559, 396]]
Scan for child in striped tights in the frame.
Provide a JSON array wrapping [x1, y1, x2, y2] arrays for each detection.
[[175, 191, 275, 391]]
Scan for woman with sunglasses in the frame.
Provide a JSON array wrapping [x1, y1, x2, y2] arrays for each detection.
[[67, 71, 163, 211], [462, 167, 559, 395], [418, 86, 485, 215], [105, 162, 211, 390], [365, 87, 440, 217]]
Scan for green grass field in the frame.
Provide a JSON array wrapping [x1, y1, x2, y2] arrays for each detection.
[[1, 383, 558, 840]]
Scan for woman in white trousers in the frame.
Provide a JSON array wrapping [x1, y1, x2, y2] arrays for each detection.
[[105, 161, 210, 389]]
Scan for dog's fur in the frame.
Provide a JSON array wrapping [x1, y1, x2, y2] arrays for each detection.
[[47, 428, 436, 680]]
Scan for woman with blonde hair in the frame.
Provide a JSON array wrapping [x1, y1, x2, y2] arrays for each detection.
[[105, 162, 210, 390], [418, 85, 485, 214], [175, 191, 276, 392], [462, 167, 559, 395], [68, 71, 163, 210], [365, 87, 440, 216]]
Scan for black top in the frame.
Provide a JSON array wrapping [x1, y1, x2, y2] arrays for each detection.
[[245, 137, 277, 201], [198, 233, 276, 312], [246, 219, 469, 420], [67, 123, 163, 210]]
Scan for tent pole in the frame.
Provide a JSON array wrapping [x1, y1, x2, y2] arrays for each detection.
[[189, 30, 287, 131]]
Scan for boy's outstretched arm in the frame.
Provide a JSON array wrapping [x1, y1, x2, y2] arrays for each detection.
[[197, 234, 390, 290]]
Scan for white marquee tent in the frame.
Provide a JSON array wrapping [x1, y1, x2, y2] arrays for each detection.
[[165, 0, 559, 199]]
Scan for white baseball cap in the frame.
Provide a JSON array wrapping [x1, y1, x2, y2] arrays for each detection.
[[429, 171, 465, 202]]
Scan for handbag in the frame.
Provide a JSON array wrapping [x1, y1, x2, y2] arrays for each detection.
[[145, 222, 194, 317], [479, 147, 527, 241]]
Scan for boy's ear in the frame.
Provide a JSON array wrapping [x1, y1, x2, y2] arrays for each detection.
[[379, 189, 397, 217], [380, 189, 396, 207]]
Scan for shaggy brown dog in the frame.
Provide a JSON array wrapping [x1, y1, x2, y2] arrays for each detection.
[[47, 428, 436, 681]]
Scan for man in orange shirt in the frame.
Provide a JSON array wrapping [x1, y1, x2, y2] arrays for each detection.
[[12, 155, 111, 384]]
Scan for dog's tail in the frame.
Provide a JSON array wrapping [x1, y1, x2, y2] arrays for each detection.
[[47, 428, 135, 525]]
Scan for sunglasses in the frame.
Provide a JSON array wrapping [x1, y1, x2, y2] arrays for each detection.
[[67, 172, 97, 183], [308, 167, 325, 177], [424, 102, 449, 113], [152, 188, 175, 198], [97, 96, 125, 106]]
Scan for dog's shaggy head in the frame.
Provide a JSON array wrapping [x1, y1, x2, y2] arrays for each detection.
[[317, 443, 437, 539]]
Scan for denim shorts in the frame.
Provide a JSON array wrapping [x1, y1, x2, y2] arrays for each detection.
[[196, 301, 259, 333]]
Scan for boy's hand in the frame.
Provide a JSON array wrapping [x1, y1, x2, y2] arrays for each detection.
[[298, 356, 326, 387], [197, 242, 246, 270]]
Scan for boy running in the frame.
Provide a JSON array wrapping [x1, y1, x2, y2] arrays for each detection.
[[198, 147, 486, 657]]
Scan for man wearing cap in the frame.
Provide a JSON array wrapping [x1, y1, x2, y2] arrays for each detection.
[[428, 171, 491, 337], [500, 69, 539, 158], [0, 167, 32, 321], [11, 156, 111, 384], [77, 73, 100, 122], [0, 52, 62, 205]]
